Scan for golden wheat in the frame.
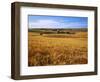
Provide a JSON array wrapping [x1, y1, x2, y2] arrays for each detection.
[[28, 32, 88, 66]]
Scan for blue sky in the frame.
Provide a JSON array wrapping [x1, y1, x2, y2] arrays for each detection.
[[28, 15, 88, 29]]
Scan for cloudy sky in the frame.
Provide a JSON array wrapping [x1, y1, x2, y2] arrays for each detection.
[[28, 15, 88, 29]]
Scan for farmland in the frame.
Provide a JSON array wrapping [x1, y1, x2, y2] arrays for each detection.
[[28, 28, 88, 66]]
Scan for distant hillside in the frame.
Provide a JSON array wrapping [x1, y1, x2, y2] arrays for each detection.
[[28, 28, 87, 32]]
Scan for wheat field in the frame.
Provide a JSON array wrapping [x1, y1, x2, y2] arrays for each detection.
[[28, 31, 88, 66]]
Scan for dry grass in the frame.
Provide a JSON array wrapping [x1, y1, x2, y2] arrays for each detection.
[[28, 32, 88, 66]]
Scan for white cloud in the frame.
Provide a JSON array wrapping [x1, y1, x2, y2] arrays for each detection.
[[29, 19, 86, 29], [29, 19, 60, 28]]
